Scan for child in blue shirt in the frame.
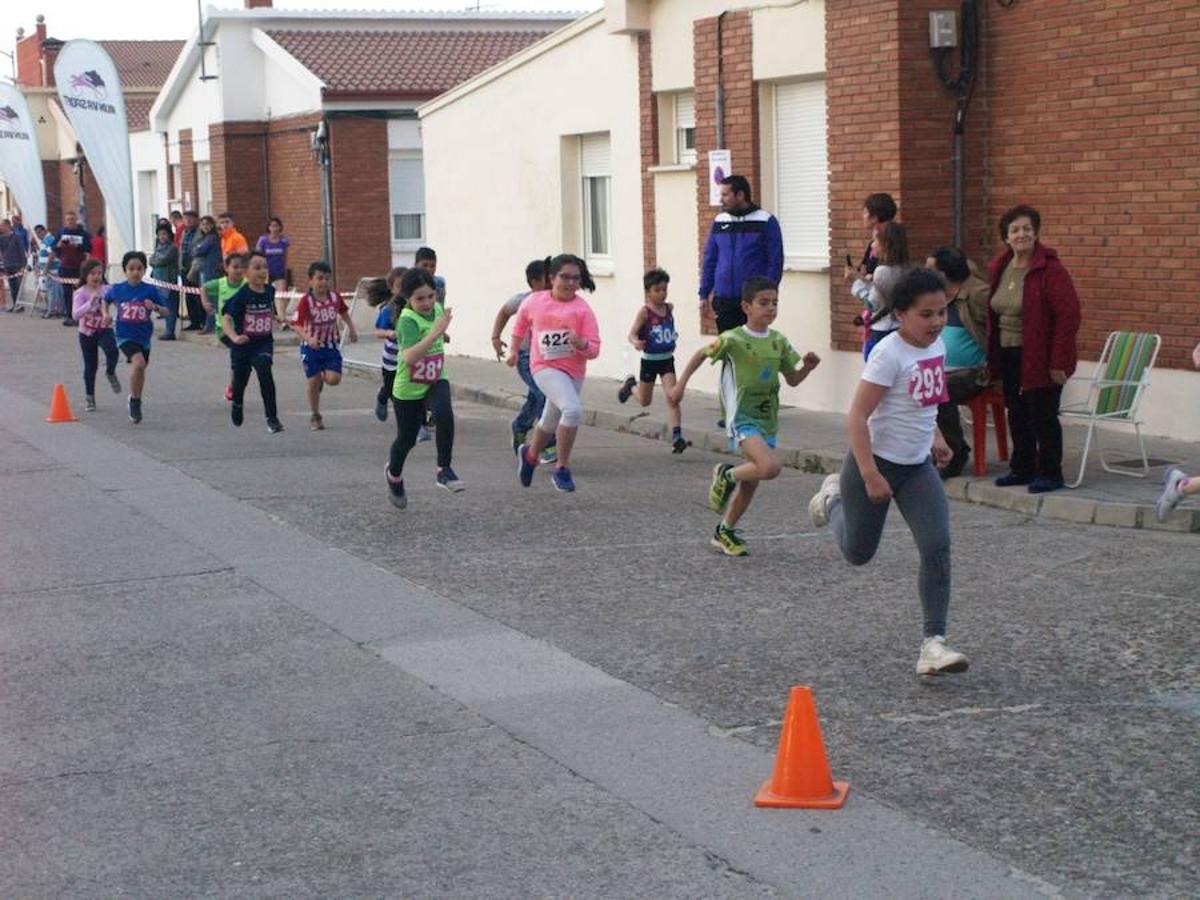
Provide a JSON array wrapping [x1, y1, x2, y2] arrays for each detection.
[[105, 251, 168, 424]]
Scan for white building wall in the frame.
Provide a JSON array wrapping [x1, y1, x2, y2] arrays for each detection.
[[422, 17, 644, 375], [129, 130, 168, 251]]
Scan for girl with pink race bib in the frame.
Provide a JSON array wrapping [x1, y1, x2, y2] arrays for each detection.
[[507, 254, 601, 493], [71, 258, 121, 412], [808, 267, 970, 678], [385, 267, 460, 509], [222, 251, 282, 433]]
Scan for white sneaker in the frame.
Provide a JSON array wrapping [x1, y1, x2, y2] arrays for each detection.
[[1155, 467, 1187, 522], [808, 473, 841, 528], [917, 635, 969, 676]]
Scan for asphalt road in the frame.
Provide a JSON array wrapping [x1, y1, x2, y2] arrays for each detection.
[[1, 314, 1196, 898]]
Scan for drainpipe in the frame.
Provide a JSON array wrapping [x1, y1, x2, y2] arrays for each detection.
[[714, 11, 728, 150], [313, 117, 334, 269]]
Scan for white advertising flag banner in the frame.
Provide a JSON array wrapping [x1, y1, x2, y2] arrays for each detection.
[[0, 84, 48, 230], [53, 40, 134, 249]]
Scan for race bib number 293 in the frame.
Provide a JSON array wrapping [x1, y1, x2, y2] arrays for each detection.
[[908, 357, 949, 407]]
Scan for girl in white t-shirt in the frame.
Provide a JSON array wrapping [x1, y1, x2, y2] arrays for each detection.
[[810, 267, 969, 677]]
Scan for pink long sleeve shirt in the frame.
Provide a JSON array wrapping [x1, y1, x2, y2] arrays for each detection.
[[72, 286, 109, 336], [510, 290, 601, 379]]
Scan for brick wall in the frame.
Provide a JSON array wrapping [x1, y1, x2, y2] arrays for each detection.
[[328, 115, 391, 291], [209, 120, 268, 236], [638, 31, 657, 270], [266, 113, 324, 287], [41, 161, 62, 228], [982, 0, 1200, 370], [693, 10, 759, 332], [57, 160, 106, 234], [179, 128, 196, 210]]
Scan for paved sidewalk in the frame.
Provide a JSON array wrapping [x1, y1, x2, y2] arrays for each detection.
[[440, 353, 1200, 534]]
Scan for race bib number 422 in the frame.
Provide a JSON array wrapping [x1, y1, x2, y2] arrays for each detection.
[[537, 329, 574, 360], [908, 357, 949, 407]]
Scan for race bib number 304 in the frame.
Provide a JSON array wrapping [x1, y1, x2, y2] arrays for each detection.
[[908, 356, 949, 407], [537, 329, 574, 360]]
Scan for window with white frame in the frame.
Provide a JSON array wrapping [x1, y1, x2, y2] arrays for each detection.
[[580, 133, 611, 259], [388, 151, 425, 244], [195, 161, 212, 216], [675, 91, 696, 166], [774, 80, 829, 267]]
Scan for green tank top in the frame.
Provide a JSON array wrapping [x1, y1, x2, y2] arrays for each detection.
[[393, 304, 446, 400], [205, 276, 244, 338]]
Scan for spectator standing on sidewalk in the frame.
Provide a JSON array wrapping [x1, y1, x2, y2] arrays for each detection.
[[699, 175, 783, 334], [49, 210, 92, 324], [179, 210, 204, 330], [926, 247, 991, 478], [0, 219, 27, 310]]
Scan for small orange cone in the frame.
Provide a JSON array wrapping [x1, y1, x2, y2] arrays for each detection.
[[45, 383, 78, 423], [754, 685, 849, 809]]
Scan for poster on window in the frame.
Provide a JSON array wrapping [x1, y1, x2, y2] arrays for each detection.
[[708, 150, 732, 206]]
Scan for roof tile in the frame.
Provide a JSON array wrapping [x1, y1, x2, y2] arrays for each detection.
[[98, 40, 184, 89]]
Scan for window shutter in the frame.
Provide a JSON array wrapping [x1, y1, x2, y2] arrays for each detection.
[[389, 155, 425, 216], [774, 80, 829, 262], [674, 91, 695, 130], [580, 133, 611, 177]]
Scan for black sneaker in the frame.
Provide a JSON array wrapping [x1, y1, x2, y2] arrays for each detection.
[[231, 402, 244, 427], [386, 467, 407, 509], [374, 396, 388, 422], [106, 371, 121, 394], [266, 418, 284, 434], [85, 395, 96, 412], [436, 466, 465, 492], [617, 375, 637, 403], [128, 396, 142, 424], [672, 433, 689, 454]]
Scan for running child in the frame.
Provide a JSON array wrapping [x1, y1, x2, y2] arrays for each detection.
[[385, 267, 462, 509], [291, 260, 356, 430], [71, 258, 120, 411], [618, 267, 688, 453], [105, 252, 169, 424], [203, 252, 247, 402], [507, 254, 601, 493], [414, 246, 446, 301], [490, 258, 556, 455], [222, 251, 283, 433], [367, 266, 407, 422], [851, 220, 910, 360], [808, 267, 968, 677], [669, 277, 820, 556]]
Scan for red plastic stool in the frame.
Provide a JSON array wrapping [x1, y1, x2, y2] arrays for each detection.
[[963, 384, 1009, 477]]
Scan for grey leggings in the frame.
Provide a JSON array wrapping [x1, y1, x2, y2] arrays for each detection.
[[829, 452, 951, 638]]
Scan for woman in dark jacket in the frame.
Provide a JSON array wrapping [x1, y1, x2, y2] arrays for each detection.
[[192, 216, 223, 333], [987, 204, 1081, 493]]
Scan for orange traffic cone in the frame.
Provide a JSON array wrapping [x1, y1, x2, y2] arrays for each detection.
[[45, 383, 78, 423], [754, 685, 849, 809]]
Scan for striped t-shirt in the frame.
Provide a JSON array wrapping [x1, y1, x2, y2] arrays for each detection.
[[376, 302, 401, 371]]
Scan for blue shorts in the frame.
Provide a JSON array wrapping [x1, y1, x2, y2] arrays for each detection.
[[729, 423, 777, 451], [300, 345, 342, 379]]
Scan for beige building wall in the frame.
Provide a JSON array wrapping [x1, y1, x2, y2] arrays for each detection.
[[421, 14, 645, 380]]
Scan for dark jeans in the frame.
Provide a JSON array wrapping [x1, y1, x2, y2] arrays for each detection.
[[6, 275, 22, 308], [389, 379, 454, 477], [1000, 347, 1063, 481], [158, 286, 179, 336], [513, 349, 546, 434], [79, 330, 118, 396], [935, 367, 987, 467], [183, 279, 205, 327], [713, 296, 747, 333], [829, 452, 952, 638], [231, 352, 278, 420]]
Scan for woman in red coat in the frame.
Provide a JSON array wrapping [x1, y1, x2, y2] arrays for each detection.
[[987, 205, 1081, 493]]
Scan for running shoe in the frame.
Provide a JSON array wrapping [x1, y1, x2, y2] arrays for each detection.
[[1156, 467, 1188, 522], [128, 396, 142, 424], [374, 396, 388, 422], [386, 467, 407, 509], [617, 375, 637, 404], [106, 371, 121, 394], [436, 466, 466, 493], [711, 523, 747, 557], [85, 395, 97, 412], [231, 402, 244, 427], [310, 413, 324, 431], [671, 434, 689, 454], [417, 425, 433, 443], [916, 636, 969, 676], [708, 463, 736, 513], [224, 383, 234, 402], [540, 445, 558, 465], [808, 473, 842, 528], [266, 418, 284, 434], [517, 444, 537, 487], [61, 318, 75, 327], [551, 466, 576, 493]]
